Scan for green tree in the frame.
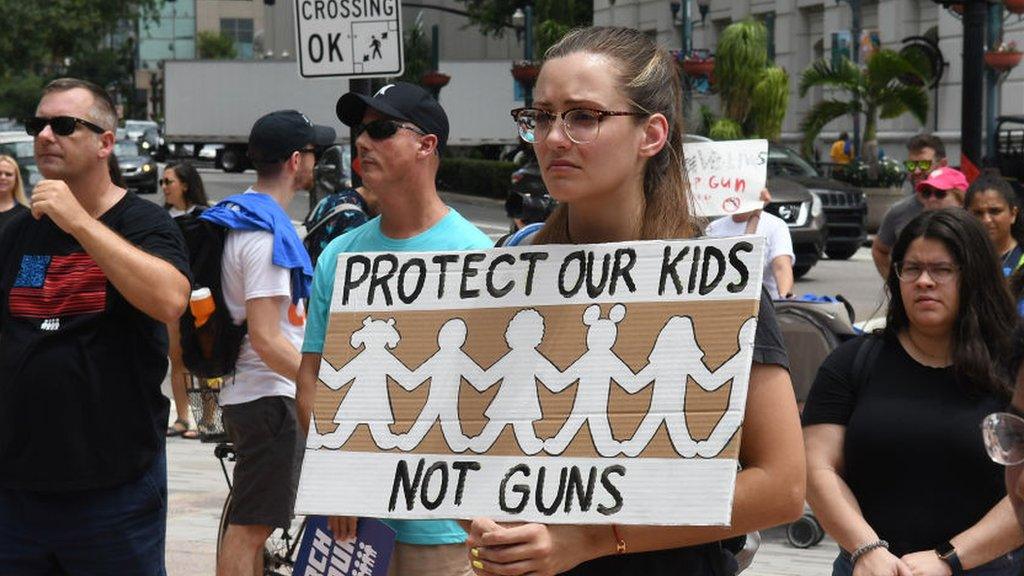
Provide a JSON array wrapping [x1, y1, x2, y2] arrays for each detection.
[[455, 0, 592, 57], [709, 19, 789, 141], [396, 17, 431, 84], [0, 0, 159, 78], [0, 0, 159, 120], [197, 31, 238, 60], [0, 73, 45, 121], [798, 50, 929, 163]]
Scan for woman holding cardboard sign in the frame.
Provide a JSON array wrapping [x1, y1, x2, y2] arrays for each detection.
[[465, 26, 805, 576]]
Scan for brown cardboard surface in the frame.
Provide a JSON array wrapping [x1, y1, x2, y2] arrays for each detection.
[[312, 300, 756, 459]]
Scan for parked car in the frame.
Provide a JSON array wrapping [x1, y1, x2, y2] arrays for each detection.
[[767, 144, 867, 260], [114, 139, 158, 194], [138, 126, 168, 161], [124, 119, 159, 142], [995, 115, 1024, 197], [762, 176, 827, 278], [683, 135, 827, 278], [509, 137, 827, 278], [0, 131, 42, 195]]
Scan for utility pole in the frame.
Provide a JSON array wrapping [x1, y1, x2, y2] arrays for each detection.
[[961, 0, 987, 178], [836, 0, 862, 159], [671, 1, 693, 115], [985, 2, 1002, 165]]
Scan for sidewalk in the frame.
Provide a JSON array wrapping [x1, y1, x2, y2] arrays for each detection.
[[163, 432, 838, 576]]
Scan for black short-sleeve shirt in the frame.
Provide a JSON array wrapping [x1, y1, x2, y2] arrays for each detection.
[[802, 335, 1006, 556], [0, 204, 28, 235], [0, 192, 189, 491], [560, 292, 789, 576]]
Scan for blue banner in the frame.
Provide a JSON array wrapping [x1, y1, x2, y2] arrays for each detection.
[[292, 516, 396, 576]]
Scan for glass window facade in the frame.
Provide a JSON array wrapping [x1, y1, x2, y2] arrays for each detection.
[[138, 0, 197, 69], [221, 18, 255, 59]]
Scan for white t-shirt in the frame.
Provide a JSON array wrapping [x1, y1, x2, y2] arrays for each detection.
[[706, 211, 795, 299], [218, 229, 305, 405]]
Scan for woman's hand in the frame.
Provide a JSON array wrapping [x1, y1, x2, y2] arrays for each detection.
[[899, 551, 952, 576], [328, 516, 358, 542], [465, 517, 602, 576], [853, 547, 914, 576]]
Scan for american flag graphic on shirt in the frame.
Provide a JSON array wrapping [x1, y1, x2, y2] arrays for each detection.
[[8, 253, 107, 319]]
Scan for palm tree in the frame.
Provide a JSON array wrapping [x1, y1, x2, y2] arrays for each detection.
[[798, 50, 930, 166], [709, 19, 789, 142]]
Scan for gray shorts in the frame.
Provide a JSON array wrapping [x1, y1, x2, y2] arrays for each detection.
[[222, 396, 304, 529]]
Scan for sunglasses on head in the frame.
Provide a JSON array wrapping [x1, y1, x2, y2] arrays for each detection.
[[25, 116, 106, 137], [354, 119, 425, 141], [904, 159, 934, 172], [918, 187, 948, 200]]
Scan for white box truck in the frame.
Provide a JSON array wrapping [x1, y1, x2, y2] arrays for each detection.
[[163, 59, 520, 172]]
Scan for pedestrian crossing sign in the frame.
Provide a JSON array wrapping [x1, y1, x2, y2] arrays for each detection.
[[293, 0, 404, 79]]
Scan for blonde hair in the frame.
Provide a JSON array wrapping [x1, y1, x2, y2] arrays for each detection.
[[0, 155, 28, 207], [533, 27, 699, 245]]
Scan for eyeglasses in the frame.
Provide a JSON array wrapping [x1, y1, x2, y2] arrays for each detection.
[[510, 107, 648, 145], [893, 260, 959, 283], [982, 412, 1024, 466], [918, 187, 949, 200], [25, 116, 106, 137], [159, 178, 176, 186], [354, 119, 425, 141], [904, 160, 934, 172]]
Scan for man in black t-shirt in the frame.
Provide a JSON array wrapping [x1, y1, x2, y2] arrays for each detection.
[[0, 79, 189, 574]]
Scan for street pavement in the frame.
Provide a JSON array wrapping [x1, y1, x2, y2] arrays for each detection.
[[158, 168, 880, 575]]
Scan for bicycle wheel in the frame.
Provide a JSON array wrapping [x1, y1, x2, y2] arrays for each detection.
[[263, 516, 306, 576], [216, 490, 233, 561]]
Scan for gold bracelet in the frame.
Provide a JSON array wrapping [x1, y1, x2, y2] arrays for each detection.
[[611, 524, 627, 554]]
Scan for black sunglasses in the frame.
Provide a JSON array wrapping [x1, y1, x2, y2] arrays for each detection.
[[354, 119, 425, 141], [25, 116, 106, 137], [918, 187, 948, 200]]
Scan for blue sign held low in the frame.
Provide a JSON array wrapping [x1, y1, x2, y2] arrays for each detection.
[[293, 516, 396, 576]]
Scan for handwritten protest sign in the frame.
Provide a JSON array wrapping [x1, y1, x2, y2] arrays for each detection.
[[293, 517, 395, 576], [685, 139, 768, 217], [296, 237, 765, 525]]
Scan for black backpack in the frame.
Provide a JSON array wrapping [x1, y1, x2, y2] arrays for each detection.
[[302, 191, 367, 264], [175, 211, 248, 379]]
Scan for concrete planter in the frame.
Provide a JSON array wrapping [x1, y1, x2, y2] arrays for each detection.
[[864, 186, 906, 233]]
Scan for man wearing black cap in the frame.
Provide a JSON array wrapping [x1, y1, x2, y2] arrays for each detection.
[[208, 110, 334, 576], [296, 82, 490, 575]]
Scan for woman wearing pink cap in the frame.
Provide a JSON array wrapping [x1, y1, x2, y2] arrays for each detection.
[[914, 167, 969, 212]]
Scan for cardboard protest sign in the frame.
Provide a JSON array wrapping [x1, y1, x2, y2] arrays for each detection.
[[293, 517, 396, 576], [685, 139, 769, 217], [296, 237, 765, 526]]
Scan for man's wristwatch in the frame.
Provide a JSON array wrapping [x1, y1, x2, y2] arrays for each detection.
[[935, 541, 964, 576]]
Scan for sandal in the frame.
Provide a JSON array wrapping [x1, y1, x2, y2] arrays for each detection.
[[182, 428, 199, 440], [166, 418, 190, 437]]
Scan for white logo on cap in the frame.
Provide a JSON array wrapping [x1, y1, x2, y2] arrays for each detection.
[[300, 112, 312, 126], [930, 168, 943, 178], [375, 84, 395, 97]]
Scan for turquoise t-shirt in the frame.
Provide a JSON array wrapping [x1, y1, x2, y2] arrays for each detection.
[[302, 208, 492, 545]]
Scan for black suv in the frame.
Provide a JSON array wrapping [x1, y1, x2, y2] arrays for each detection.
[[767, 144, 867, 260], [761, 176, 827, 279]]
